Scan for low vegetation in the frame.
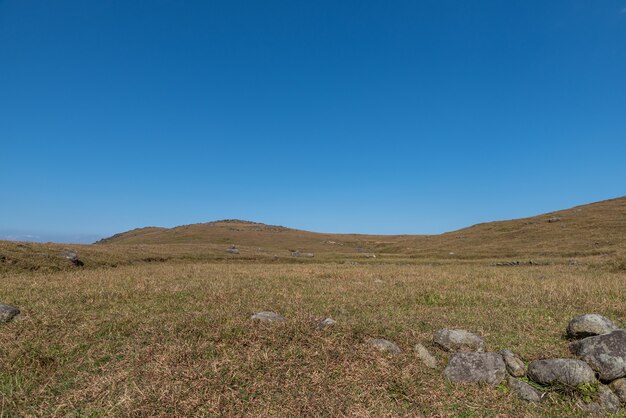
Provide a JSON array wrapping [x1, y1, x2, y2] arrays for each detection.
[[0, 197, 625, 416], [1, 262, 624, 416]]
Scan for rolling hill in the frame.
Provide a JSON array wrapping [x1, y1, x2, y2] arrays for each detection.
[[97, 196, 626, 259]]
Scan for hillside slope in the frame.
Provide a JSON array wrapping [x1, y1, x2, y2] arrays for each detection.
[[97, 197, 626, 259]]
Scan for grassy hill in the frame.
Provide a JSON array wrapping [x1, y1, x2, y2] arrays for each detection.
[[2, 196, 625, 275], [1, 197, 626, 416], [97, 196, 626, 259]]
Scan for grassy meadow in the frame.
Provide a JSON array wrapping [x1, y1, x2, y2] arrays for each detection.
[[1, 260, 625, 417]]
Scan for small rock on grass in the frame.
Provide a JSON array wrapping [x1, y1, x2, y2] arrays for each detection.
[[59, 251, 84, 266], [566, 314, 619, 339], [507, 376, 543, 403], [367, 338, 401, 354], [609, 378, 626, 402], [316, 317, 336, 330], [250, 311, 286, 323], [500, 349, 527, 377], [433, 329, 485, 352], [443, 352, 506, 385], [527, 358, 596, 387], [0, 304, 20, 323], [414, 343, 438, 369], [583, 385, 621, 415]]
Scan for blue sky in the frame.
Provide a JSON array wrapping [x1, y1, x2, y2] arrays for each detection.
[[1, 1, 625, 243]]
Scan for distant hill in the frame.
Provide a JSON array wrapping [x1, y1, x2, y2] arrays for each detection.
[[97, 197, 626, 259]]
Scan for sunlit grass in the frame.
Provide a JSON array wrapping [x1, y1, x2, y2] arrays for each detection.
[[1, 262, 624, 416]]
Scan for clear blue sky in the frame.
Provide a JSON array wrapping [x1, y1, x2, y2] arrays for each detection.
[[1, 1, 625, 243]]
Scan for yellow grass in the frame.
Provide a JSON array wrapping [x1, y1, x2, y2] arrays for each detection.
[[1, 261, 624, 416]]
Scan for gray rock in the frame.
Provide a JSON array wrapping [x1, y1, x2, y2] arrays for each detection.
[[316, 317, 336, 330], [609, 378, 626, 402], [367, 338, 401, 354], [583, 385, 621, 415], [227, 248, 240, 254], [250, 311, 286, 323], [527, 358, 596, 387], [507, 376, 543, 402], [443, 352, 506, 385], [0, 304, 20, 323], [414, 343, 438, 369], [433, 329, 485, 352], [570, 330, 626, 382], [566, 314, 619, 339], [59, 251, 84, 266], [500, 349, 527, 377]]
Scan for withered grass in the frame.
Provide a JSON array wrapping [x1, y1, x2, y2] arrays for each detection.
[[1, 261, 624, 416]]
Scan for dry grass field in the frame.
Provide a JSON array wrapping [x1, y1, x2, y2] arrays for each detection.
[[1, 197, 625, 416], [1, 262, 625, 417]]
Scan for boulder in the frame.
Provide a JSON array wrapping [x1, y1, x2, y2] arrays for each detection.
[[500, 349, 526, 377], [507, 376, 542, 402], [527, 358, 596, 387], [570, 330, 626, 382], [443, 352, 506, 385], [414, 343, 438, 369], [566, 314, 619, 339], [366, 338, 401, 354], [583, 385, 621, 415], [227, 248, 240, 254], [433, 329, 485, 352], [250, 311, 286, 323], [316, 317, 336, 330], [0, 304, 20, 323], [609, 378, 626, 402], [59, 251, 84, 266]]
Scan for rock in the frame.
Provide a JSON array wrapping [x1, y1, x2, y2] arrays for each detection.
[[527, 359, 596, 387], [316, 317, 336, 330], [583, 385, 621, 415], [414, 343, 438, 369], [366, 338, 401, 354], [566, 314, 619, 339], [250, 311, 286, 323], [302, 253, 315, 258], [500, 349, 527, 377], [443, 352, 506, 385], [433, 329, 485, 352], [547, 217, 562, 223], [0, 304, 20, 323], [570, 330, 626, 382], [291, 250, 300, 257], [507, 376, 543, 402], [609, 378, 626, 402], [227, 248, 240, 254], [59, 251, 84, 266]]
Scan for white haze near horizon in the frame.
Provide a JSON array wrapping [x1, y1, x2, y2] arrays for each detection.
[[0, 230, 104, 244]]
